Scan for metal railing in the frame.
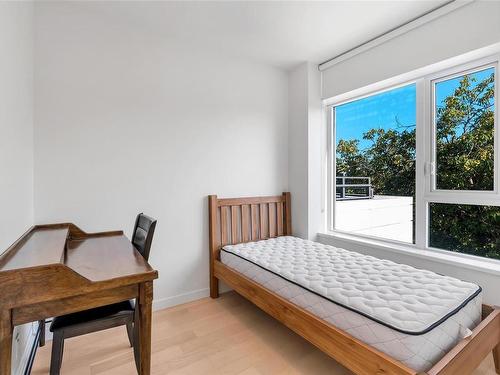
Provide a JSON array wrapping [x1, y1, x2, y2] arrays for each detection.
[[336, 176, 374, 201]]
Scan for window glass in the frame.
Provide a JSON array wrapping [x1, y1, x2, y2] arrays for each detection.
[[434, 67, 495, 191], [429, 203, 500, 260], [334, 84, 416, 243]]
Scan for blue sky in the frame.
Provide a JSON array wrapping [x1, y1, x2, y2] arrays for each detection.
[[335, 84, 416, 150], [335, 67, 495, 151]]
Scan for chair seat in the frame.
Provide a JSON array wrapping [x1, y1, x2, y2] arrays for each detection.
[[50, 300, 134, 332]]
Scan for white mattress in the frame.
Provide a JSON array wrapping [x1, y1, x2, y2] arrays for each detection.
[[221, 236, 482, 372]]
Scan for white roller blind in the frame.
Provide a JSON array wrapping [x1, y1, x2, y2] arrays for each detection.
[[321, 1, 500, 99]]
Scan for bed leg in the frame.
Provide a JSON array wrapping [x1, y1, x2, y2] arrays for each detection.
[[208, 194, 219, 299], [493, 343, 500, 374], [210, 276, 219, 299]]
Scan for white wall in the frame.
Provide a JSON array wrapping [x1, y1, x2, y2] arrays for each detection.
[[34, 2, 288, 308], [288, 64, 309, 238], [0, 2, 36, 374], [321, 0, 500, 98], [288, 62, 322, 240], [0, 3, 34, 250]]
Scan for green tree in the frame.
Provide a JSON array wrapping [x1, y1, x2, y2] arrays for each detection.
[[363, 126, 415, 197], [336, 125, 416, 197], [336, 139, 368, 176], [436, 73, 495, 190]]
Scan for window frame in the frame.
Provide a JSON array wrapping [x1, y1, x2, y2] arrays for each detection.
[[326, 53, 500, 258]]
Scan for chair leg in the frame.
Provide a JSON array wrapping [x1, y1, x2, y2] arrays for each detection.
[[50, 331, 64, 375], [126, 321, 134, 347], [39, 320, 45, 347]]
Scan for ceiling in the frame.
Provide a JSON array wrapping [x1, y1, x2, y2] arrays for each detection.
[[57, 0, 452, 70]]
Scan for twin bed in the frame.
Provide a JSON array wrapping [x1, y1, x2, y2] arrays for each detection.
[[208, 193, 500, 375]]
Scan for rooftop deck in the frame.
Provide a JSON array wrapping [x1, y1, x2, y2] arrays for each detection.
[[335, 194, 413, 243]]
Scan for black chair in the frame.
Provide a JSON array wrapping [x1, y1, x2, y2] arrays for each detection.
[[48, 213, 157, 375]]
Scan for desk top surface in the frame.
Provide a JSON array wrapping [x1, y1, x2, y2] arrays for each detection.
[[0, 224, 157, 283], [0, 228, 68, 272], [65, 234, 155, 282]]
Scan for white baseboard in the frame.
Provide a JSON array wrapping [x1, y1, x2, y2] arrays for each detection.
[[152, 288, 210, 311]]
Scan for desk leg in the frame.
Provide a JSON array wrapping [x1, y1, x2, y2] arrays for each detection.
[[137, 282, 153, 375], [0, 310, 13, 375]]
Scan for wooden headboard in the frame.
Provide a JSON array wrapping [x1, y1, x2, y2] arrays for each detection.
[[208, 192, 292, 297]]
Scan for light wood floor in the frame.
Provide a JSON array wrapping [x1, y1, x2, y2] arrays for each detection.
[[32, 292, 497, 375]]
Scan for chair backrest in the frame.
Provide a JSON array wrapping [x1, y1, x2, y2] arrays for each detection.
[[132, 213, 157, 261]]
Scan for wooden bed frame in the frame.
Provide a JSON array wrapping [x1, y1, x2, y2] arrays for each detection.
[[208, 192, 500, 375]]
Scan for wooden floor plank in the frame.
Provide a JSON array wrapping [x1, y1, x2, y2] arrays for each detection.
[[31, 292, 498, 375]]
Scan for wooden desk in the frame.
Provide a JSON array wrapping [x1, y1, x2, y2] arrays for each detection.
[[0, 223, 158, 375]]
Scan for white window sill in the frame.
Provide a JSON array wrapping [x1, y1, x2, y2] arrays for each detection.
[[317, 231, 500, 277]]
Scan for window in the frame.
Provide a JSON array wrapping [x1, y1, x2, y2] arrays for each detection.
[[333, 84, 416, 244], [432, 67, 495, 191], [328, 55, 499, 261], [429, 203, 500, 258]]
